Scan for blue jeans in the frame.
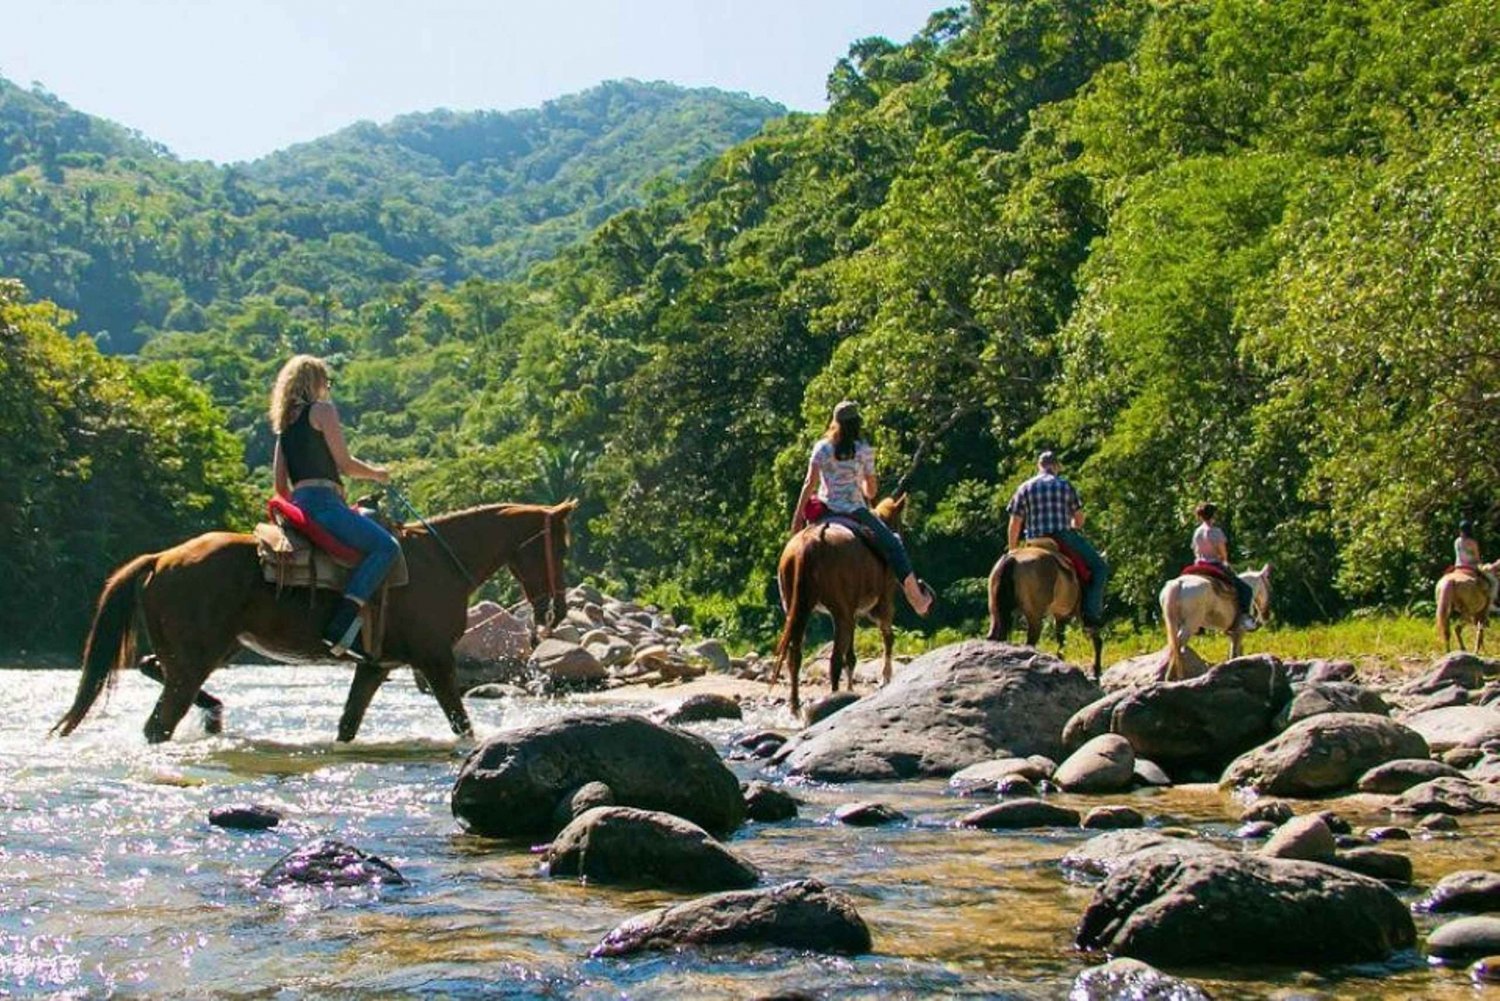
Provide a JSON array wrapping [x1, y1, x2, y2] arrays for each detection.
[[1051, 528, 1109, 623], [291, 486, 400, 603], [847, 507, 914, 581]]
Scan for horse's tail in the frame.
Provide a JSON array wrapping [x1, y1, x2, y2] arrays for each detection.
[[52, 552, 155, 737], [1161, 578, 1184, 679], [1436, 576, 1454, 651], [987, 553, 1016, 642], [773, 551, 813, 685]]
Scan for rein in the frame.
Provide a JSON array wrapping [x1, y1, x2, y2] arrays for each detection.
[[386, 485, 479, 591], [514, 511, 565, 610]]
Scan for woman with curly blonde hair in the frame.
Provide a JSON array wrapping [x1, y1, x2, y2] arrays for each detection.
[[270, 354, 396, 659]]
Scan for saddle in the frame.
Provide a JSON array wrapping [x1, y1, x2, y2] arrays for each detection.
[[254, 497, 410, 593], [1182, 560, 1238, 603], [1021, 536, 1092, 584], [1445, 564, 1486, 581], [806, 509, 889, 566]]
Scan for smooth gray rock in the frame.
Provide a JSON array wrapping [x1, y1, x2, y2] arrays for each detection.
[[590, 879, 872, 957], [1055, 734, 1136, 794], [773, 641, 1101, 781], [1261, 815, 1336, 862], [1070, 958, 1211, 1001], [1391, 777, 1500, 815], [800, 691, 862, 726], [958, 798, 1080, 830], [1417, 871, 1500, 913], [1099, 647, 1208, 691], [1402, 706, 1500, 753], [833, 801, 906, 826], [1222, 713, 1429, 796], [452, 714, 744, 837], [1284, 659, 1357, 684], [1076, 853, 1416, 964], [996, 775, 1038, 797], [948, 756, 1053, 794], [1061, 830, 1224, 878], [545, 807, 758, 890], [551, 780, 617, 829], [742, 781, 799, 823], [1240, 799, 1296, 824], [1403, 653, 1497, 695], [1273, 682, 1389, 731], [1332, 846, 1412, 884], [1082, 805, 1145, 830], [528, 638, 606, 683], [1133, 758, 1174, 787], [1428, 916, 1500, 961], [259, 839, 406, 887], [1356, 758, 1464, 794], [209, 804, 281, 831], [660, 693, 742, 725]]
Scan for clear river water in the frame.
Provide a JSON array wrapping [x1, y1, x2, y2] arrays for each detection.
[[1, 663, 1495, 999]]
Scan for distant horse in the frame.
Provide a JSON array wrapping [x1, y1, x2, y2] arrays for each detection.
[[1436, 560, 1499, 652], [1159, 564, 1272, 680], [986, 542, 1102, 680], [52, 502, 577, 743], [772, 496, 907, 716]]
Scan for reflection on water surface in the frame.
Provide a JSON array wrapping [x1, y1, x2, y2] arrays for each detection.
[[0, 663, 1493, 998]]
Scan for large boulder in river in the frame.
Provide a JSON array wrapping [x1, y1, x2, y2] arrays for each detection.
[[1054, 734, 1135, 793], [1064, 655, 1290, 774], [544, 807, 758, 890], [1390, 776, 1500, 815], [1061, 829, 1225, 878], [1222, 713, 1429, 797], [1098, 647, 1207, 691], [1400, 705, 1500, 753], [1356, 758, 1464, 794], [1272, 682, 1389, 732], [451, 714, 744, 837], [772, 641, 1100, 781], [527, 639, 606, 683], [591, 879, 872, 957], [1075, 853, 1416, 965]]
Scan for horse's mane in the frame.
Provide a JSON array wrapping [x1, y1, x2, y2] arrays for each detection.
[[413, 500, 576, 534]]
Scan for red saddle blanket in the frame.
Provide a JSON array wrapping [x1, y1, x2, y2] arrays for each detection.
[[1038, 535, 1092, 584], [267, 496, 362, 565], [1182, 560, 1236, 585]]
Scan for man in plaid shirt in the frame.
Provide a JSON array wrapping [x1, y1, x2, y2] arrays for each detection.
[[1006, 451, 1110, 625]]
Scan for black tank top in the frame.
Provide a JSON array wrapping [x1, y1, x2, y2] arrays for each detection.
[[280, 405, 341, 486]]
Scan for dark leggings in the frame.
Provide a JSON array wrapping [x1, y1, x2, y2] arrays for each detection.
[[846, 507, 914, 580]]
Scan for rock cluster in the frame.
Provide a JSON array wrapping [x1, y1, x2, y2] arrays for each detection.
[[449, 584, 762, 693]]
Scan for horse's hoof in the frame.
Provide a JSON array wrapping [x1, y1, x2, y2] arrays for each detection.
[[204, 709, 224, 736]]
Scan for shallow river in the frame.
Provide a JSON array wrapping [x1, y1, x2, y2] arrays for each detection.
[[1, 663, 1495, 999]]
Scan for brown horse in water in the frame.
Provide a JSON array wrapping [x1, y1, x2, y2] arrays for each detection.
[[52, 501, 577, 743], [772, 496, 906, 715], [987, 543, 1102, 680]]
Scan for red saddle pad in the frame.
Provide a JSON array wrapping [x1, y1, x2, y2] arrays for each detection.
[[267, 496, 363, 565]]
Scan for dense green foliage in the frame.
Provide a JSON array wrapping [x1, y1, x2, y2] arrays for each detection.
[[0, 78, 782, 353], [0, 279, 252, 648], [4, 0, 1499, 652]]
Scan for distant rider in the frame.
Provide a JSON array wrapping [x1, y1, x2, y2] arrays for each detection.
[[270, 354, 397, 660], [790, 399, 933, 615], [1192, 502, 1258, 632], [1455, 519, 1499, 612], [1005, 451, 1109, 626]]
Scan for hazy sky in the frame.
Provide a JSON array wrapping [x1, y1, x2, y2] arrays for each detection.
[[0, 0, 943, 164]]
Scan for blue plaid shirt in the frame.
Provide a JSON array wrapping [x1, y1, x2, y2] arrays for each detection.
[[1007, 472, 1082, 538]]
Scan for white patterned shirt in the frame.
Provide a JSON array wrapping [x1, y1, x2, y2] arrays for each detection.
[[811, 439, 874, 514]]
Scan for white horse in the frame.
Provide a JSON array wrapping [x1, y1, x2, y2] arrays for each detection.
[[1159, 564, 1272, 680]]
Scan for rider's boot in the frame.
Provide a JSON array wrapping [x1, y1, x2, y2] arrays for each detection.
[[901, 574, 934, 617], [323, 596, 372, 660], [1237, 613, 1260, 632]]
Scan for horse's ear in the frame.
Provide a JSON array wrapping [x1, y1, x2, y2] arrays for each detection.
[[555, 498, 580, 517], [1261, 562, 1272, 577]]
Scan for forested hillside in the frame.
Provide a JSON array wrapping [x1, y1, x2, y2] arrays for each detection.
[[0, 78, 782, 352], [4, 0, 1498, 653]]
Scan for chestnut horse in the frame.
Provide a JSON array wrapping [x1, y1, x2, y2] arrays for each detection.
[[1436, 560, 1500, 652], [52, 501, 577, 743], [772, 496, 906, 715], [986, 544, 1102, 680]]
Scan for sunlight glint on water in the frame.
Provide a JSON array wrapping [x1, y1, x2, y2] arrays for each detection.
[[0, 662, 1494, 998]]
